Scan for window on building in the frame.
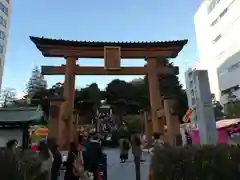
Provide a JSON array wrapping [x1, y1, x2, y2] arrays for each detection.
[[191, 89, 194, 97], [189, 81, 193, 88], [219, 61, 240, 77], [219, 8, 228, 18], [211, 19, 218, 26], [192, 98, 196, 105], [207, 0, 221, 14], [188, 71, 192, 80], [0, 2, 8, 15], [228, 62, 240, 72], [221, 85, 240, 96], [213, 34, 221, 43], [0, 45, 3, 54], [210, 3, 229, 26], [0, 30, 5, 40], [218, 69, 228, 77], [194, 115, 198, 122], [0, 16, 6, 27]]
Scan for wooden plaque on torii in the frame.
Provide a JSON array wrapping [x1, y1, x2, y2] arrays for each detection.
[[104, 46, 121, 70]]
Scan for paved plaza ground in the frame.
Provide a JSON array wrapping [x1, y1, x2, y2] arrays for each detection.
[[60, 148, 151, 180]]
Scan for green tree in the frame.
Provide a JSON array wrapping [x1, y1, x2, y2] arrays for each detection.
[[178, 90, 189, 122], [158, 60, 187, 123], [226, 91, 238, 102], [50, 82, 64, 96], [26, 66, 47, 94], [224, 92, 240, 118], [212, 94, 224, 120], [105, 79, 140, 123], [105, 79, 136, 103], [123, 115, 144, 133], [132, 79, 149, 109], [142, 59, 188, 123], [75, 83, 102, 123], [104, 59, 188, 124], [0, 87, 17, 107]]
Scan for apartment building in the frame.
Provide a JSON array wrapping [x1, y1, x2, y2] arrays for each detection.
[[0, 0, 11, 91], [194, 0, 240, 104]]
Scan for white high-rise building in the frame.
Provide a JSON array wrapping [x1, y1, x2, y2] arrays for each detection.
[[0, 0, 11, 91], [194, 0, 240, 104]]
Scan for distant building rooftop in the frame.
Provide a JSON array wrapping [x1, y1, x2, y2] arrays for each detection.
[[0, 106, 44, 125]]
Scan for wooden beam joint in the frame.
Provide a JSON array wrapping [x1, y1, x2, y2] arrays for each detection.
[[157, 109, 165, 118]]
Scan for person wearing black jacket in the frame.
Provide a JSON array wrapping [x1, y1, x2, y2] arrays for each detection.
[[84, 133, 103, 180], [50, 144, 62, 180], [64, 142, 79, 180], [131, 135, 142, 180]]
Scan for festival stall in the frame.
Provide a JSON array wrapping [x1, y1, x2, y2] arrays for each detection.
[[0, 107, 44, 149], [29, 125, 48, 150], [187, 119, 240, 145]]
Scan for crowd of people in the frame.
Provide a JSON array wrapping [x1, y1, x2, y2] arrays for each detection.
[[60, 131, 104, 180], [0, 124, 168, 180], [0, 139, 63, 180], [0, 131, 104, 180], [117, 122, 167, 180]]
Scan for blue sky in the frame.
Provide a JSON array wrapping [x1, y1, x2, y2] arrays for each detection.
[[3, 0, 202, 96]]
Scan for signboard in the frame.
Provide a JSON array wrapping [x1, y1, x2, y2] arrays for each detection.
[[35, 128, 48, 136], [183, 108, 193, 123], [104, 46, 121, 70]]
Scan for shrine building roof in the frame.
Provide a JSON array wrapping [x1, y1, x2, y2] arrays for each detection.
[[0, 107, 44, 125], [30, 36, 188, 58]]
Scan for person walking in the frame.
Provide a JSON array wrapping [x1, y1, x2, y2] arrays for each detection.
[[152, 133, 164, 149], [131, 135, 142, 180], [79, 132, 89, 167], [49, 141, 62, 180], [148, 132, 165, 153], [120, 138, 130, 163], [38, 141, 53, 180], [1, 139, 20, 180], [64, 142, 80, 180], [84, 133, 103, 180]]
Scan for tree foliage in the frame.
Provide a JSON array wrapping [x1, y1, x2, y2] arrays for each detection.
[[105, 79, 141, 118], [26, 66, 47, 94], [25, 60, 188, 125], [152, 145, 240, 180], [211, 94, 224, 120], [75, 83, 102, 112], [123, 115, 144, 133], [223, 92, 240, 118], [0, 87, 17, 107]]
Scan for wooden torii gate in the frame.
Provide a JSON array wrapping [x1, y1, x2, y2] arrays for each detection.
[[30, 36, 187, 148]]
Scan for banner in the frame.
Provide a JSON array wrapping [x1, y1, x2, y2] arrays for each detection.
[[183, 108, 193, 123]]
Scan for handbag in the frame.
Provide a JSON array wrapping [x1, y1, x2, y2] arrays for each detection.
[[73, 151, 94, 180], [73, 151, 84, 176], [79, 171, 94, 180]]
